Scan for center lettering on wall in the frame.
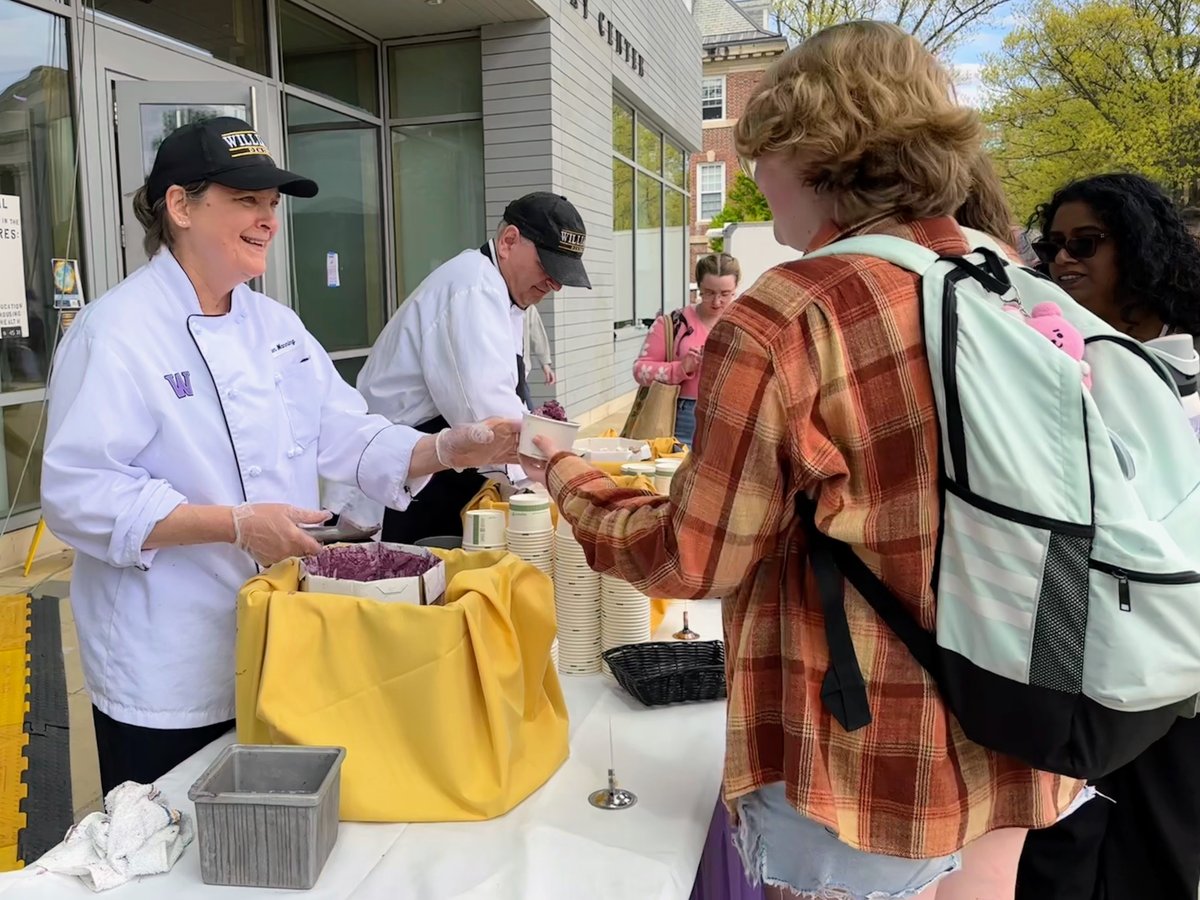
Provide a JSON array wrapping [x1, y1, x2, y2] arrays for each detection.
[[568, 0, 647, 78]]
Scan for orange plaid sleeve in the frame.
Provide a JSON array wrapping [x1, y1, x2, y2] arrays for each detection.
[[548, 317, 794, 599]]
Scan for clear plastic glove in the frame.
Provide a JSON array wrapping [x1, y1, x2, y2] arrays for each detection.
[[435, 417, 521, 472], [231, 503, 329, 566]]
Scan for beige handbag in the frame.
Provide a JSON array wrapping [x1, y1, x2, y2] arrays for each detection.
[[621, 311, 680, 440]]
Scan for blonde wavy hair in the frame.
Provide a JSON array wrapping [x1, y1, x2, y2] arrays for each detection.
[[735, 21, 982, 223], [956, 153, 1016, 243]]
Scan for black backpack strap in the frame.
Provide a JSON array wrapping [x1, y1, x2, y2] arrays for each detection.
[[796, 493, 942, 733], [797, 492, 872, 732]]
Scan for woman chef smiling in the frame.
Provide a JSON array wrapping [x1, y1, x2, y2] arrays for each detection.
[[40, 117, 518, 794]]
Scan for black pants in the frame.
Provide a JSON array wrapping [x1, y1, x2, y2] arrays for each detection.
[[1016, 714, 1200, 900], [382, 467, 485, 543], [516, 353, 532, 409], [381, 413, 489, 544], [92, 706, 235, 797]]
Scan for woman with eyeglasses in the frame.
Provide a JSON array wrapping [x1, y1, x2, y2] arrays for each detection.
[[632, 252, 741, 447], [1016, 173, 1200, 900]]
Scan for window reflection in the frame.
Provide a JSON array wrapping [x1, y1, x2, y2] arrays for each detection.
[[0, 0, 81, 392]]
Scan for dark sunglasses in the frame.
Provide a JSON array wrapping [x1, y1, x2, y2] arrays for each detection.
[[1031, 233, 1110, 265]]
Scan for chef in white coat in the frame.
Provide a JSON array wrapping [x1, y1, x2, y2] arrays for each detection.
[[334, 192, 590, 543], [41, 117, 518, 794]]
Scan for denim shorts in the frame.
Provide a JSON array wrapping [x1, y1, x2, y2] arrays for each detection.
[[733, 782, 961, 899]]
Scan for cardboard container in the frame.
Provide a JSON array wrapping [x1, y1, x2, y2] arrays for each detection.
[[572, 437, 651, 464], [300, 542, 446, 606]]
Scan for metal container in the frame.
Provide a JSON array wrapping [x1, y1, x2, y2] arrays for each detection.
[[187, 744, 345, 890]]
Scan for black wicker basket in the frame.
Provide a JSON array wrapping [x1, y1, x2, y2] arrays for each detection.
[[602, 641, 726, 707]]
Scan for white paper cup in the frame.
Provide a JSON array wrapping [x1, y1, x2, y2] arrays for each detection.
[[654, 459, 683, 496], [519, 411, 582, 460], [508, 494, 554, 534], [465, 510, 506, 548]]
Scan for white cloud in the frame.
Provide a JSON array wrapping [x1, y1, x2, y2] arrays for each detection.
[[953, 62, 985, 109]]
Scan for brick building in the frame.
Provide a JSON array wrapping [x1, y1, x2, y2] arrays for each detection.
[[688, 0, 787, 284]]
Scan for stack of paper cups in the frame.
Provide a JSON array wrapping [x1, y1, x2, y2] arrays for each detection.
[[506, 494, 554, 576], [463, 510, 506, 551], [655, 458, 683, 495], [553, 514, 602, 674], [600, 574, 652, 677]]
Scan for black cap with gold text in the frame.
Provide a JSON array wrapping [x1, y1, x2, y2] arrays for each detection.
[[146, 117, 318, 205], [503, 192, 591, 289]]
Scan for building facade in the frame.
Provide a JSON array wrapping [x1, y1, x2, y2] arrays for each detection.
[[688, 0, 786, 279], [0, 0, 702, 539]]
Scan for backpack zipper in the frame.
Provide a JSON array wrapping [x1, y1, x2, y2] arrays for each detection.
[[1088, 560, 1200, 612]]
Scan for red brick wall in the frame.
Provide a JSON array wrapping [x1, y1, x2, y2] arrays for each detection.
[[688, 66, 773, 278]]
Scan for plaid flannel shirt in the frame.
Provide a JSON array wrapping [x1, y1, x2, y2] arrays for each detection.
[[548, 215, 1082, 858]]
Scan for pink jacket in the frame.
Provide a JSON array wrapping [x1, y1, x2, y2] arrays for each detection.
[[633, 305, 711, 400]]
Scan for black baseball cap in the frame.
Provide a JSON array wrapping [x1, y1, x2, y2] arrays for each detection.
[[503, 192, 591, 289], [145, 116, 318, 205]]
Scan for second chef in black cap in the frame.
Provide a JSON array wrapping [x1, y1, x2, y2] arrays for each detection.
[[328, 192, 592, 543]]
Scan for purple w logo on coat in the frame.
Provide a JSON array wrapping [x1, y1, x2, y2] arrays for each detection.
[[164, 372, 193, 399]]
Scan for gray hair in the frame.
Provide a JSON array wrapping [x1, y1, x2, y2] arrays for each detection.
[[494, 218, 516, 242], [132, 181, 210, 257]]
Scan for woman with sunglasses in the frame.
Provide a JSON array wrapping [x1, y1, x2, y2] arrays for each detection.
[[1016, 173, 1200, 900], [632, 252, 740, 447]]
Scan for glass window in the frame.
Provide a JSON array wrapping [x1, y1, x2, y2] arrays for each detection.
[[0, 0, 81, 393], [392, 121, 485, 297], [699, 163, 725, 220], [285, 96, 385, 352], [280, 1, 378, 115], [94, 0, 268, 74], [665, 140, 686, 190], [702, 76, 725, 120], [612, 100, 634, 159], [613, 99, 690, 325], [612, 159, 634, 323], [665, 191, 686, 311], [333, 356, 366, 386], [138, 104, 248, 180], [0, 401, 45, 520], [389, 40, 482, 120], [637, 121, 661, 175], [636, 173, 663, 323]]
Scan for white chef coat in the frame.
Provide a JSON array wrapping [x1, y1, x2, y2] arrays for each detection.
[[41, 250, 430, 729], [324, 242, 528, 523], [357, 242, 528, 427]]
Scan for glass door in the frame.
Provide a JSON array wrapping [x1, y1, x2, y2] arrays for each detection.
[[113, 81, 255, 276]]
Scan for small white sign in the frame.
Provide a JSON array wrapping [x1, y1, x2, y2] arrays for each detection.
[[326, 250, 340, 288], [0, 195, 29, 338]]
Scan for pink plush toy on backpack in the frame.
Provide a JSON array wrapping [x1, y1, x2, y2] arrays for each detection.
[[1007, 301, 1093, 390]]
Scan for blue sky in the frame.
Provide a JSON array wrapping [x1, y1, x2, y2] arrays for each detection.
[[949, 17, 1016, 107]]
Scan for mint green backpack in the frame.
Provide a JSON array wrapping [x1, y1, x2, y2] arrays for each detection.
[[800, 233, 1200, 779]]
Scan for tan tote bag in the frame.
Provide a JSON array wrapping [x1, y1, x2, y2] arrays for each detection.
[[621, 311, 680, 440]]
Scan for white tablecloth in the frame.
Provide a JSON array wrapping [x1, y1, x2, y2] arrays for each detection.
[[0, 600, 726, 899]]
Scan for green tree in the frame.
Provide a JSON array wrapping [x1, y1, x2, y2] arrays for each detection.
[[772, 0, 1012, 52], [710, 1, 1009, 249], [984, 0, 1200, 221], [708, 172, 773, 251]]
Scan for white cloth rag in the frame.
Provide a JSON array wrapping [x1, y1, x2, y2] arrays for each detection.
[[36, 781, 194, 891]]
